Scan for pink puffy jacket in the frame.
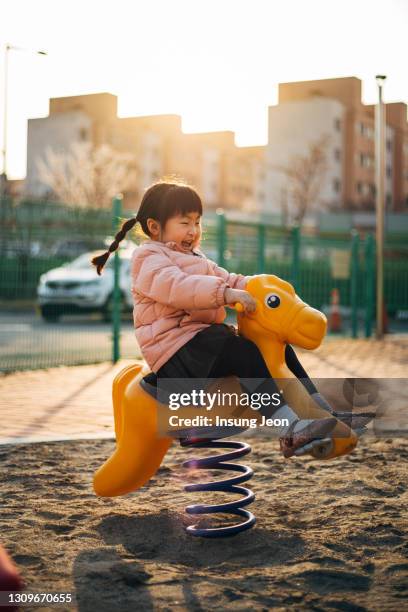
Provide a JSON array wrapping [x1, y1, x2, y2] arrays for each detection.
[[131, 238, 250, 372]]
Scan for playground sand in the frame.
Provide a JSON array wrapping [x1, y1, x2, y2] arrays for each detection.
[[1, 436, 407, 611]]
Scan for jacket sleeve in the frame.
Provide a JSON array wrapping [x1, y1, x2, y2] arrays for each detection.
[[132, 250, 229, 310], [206, 258, 251, 291]]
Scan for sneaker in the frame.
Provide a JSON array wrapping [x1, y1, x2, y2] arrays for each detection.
[[279, 417, 337, 458]]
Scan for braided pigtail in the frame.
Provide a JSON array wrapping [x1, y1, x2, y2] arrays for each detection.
[[91, 217, 138, 275]]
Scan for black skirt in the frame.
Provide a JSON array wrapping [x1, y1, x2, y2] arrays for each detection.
[[157, 323, 238, 379]]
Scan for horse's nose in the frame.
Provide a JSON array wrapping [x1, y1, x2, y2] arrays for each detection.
[[289, 305, 327, 349]]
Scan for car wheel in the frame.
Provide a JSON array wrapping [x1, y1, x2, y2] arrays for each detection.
[[102, 292, 126, 322], [40, 305, 61, 323]]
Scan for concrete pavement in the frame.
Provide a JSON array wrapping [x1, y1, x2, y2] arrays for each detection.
[[1, 335, 407, 444]]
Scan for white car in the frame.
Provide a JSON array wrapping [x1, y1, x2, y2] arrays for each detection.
[[36, 248, 134, 322]]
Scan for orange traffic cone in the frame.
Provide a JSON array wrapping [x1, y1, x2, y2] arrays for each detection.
[[329, 288, 342, 333]]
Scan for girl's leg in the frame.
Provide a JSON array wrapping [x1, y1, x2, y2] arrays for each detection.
[[285, 345, 374, 434], [285, 344, 318, 394], [285, 344, 334, 413], [207, 334, 336, 456], [207, 334, 285, 412]]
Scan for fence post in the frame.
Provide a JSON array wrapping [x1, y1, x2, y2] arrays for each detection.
[[112, 194, 123, 363], [216, 209, 226, 269], [291, 225, 300, 290], [364, 233, 375, 338], [350, 230, 359, 338], [0, 195, 12, 258], [257, 224, 265, 273]]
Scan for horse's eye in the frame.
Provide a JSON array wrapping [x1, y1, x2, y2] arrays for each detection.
[[265, 294, 280, 308]]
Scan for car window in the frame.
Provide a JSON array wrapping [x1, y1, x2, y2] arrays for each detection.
[[66, 254, 95, 270]]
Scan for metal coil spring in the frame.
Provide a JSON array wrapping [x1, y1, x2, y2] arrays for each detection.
[[180, 438, 256, 538]]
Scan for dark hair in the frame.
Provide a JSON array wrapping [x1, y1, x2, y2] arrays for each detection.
[[91, 180, 203, 275]]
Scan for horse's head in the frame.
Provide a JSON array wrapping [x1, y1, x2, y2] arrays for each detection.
[[238, 274, 327, 349]]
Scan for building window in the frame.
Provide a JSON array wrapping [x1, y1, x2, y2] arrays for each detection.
[[356, 182, 371, 196], [357, 122, 374, 139], [359, 153, 371, 168], [386, 140, 392, 152], [359, 153, 373, 168], [333, 179, 341, 193], [386, 193, 392, 207], [370, 184, 376, 197], [386, 166, 392, 178], [334, 149, 341, 162], [334, 118, 341, 131]]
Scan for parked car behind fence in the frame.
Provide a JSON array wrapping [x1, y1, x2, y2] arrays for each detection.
[[36, 248, 134, 322]]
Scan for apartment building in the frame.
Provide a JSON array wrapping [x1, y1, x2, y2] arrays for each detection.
[[267, 96, 345, 220], [166, 130, 235, 208], [26, 93, 266, 211], [266, 77, 408, 218], [26, 93, 176, 207], [223, 145, 266, 213]]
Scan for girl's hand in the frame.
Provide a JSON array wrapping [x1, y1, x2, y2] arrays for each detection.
[[224, 288, 257, 313]]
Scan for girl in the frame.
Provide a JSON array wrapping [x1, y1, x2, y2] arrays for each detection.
[[91, 180, 336, 457]]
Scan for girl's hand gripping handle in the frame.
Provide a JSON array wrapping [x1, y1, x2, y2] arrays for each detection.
[[224, 288, 257, 314]]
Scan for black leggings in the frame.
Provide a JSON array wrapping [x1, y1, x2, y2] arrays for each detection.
[[285, 345, 318, 395], [206, 335, 318, 415]]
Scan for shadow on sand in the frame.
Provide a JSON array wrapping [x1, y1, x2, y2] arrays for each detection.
[[72, 510, 306, 610]]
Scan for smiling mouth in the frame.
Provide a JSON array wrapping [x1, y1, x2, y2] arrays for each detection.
[[182, 241, 193, 248]]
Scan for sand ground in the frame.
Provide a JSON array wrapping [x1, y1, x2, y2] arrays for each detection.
[[1, 434, 407, 612], [1, 336, 407, 610]]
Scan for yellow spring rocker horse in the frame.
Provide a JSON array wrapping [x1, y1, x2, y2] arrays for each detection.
[[94, 275, 358, 537]]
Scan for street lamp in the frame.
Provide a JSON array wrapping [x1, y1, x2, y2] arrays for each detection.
[[375, 74, 386, 339], [1, 44, 47, 195]]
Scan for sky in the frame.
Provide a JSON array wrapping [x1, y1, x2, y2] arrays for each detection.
[[2, 0, 408, 179]]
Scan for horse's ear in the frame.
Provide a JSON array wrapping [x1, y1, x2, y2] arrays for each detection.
[[273, 276, 296, 296], [250, 274, 295, 296], [245, 275, 266, 294]]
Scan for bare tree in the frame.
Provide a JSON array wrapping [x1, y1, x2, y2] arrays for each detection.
[[37, 142, 139, 208], [275, 135, 330, 224]]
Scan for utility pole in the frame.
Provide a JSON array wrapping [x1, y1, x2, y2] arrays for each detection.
[[1, 44, 47, 195], [375, 75, 386, 339], [1, 44, 47, 256]]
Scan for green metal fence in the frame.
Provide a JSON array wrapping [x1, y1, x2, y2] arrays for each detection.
[[1, 198, 407, 372]]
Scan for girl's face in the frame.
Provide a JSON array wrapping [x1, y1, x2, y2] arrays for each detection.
[[148, 212, 202, 250]]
